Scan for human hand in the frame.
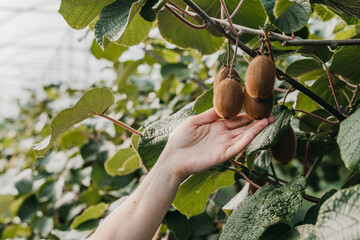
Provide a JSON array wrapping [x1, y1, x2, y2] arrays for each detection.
[[158, 108, 274, 180]]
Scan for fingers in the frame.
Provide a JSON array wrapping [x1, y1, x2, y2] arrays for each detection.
[[190, 108, 220, 125], [222, 113, 252, 129], [225, 117, 273, 158]]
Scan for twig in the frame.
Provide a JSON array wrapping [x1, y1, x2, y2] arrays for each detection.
[[294, 109, 340, 125], [97, 114, 142, 136], [164, 4, 206, 30], [283, 38, 360, 49], [324, 64, 341, 112], [331, 73, 358, 88], [230, 0, 245, 19], [350, 86, 359, 108], [219, 0, 241, 36], [306, 157, 323, 181], [167, 1, 196, 18], [262, 29, 275, 63], [182, 0, 346, 122], [303, 137, 311, 176], [341, 89, 351, 104], [274, 87, 292, 93], [303, 194, 320, 203], [229, 168, 261, 189]]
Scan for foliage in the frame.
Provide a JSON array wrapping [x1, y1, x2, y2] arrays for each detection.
[[1, 0, 360, 239]]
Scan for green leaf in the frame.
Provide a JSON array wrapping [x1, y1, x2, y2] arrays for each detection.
[[90, 39, 127, 62], [285, 59, 323, 77], [192, 88, 213, 114], [71, 202, 106, 229], [1, 224, 31, 239], [310, 184, 360, 239], [105, 147, 141, 176], [157, 9, 224, 55], [280, 224, 314, 240], [220, 173, 307, 240], [138, 108, 197, 170], [172, 170, 235, 218], [337, 108, 360, 171], [139, 0, 160, 22], [330, 46, 360, 84], [261, 0, 311, 33], [59, 126, 88, 149], [274, 0, 295, 18], [0, 195, 14, 222], [297, 45, 333, 63], [32, 216, 54, 237], [245, 105, 294, 171], [260, 222, 292, 240], [222, 182, 249, 216], [314, 4, 336, 22], [58, 0, 116, 29], [33, 88, 114, 158], [304, 189, 337, 224], [254, 150, 272, 174], [321, 0, 360, 19], [94, 0, 153, 49], [296, 131, 338, 158]]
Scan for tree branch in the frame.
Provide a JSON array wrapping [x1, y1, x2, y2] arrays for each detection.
[[182, 0, 346, 121], [283, 38, 360, 49]]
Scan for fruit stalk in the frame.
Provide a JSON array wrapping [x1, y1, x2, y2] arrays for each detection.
[[96, 114, 142, 136]]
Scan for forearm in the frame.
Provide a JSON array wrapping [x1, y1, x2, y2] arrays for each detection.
[[88, 153, 182, 240]]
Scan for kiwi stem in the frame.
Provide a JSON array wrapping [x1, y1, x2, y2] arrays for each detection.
[[302, 137, 311, 176], [262, 29, 275, 63], [183, 0, 346, 122], [324, 64, 341, 112], [269, 161, 279, 183], [294, 109, 340, 125], [228, 168, 261, 189], [219, 0, 242, 36], [164, 4, 206, 30], [96, 114, 142, 136], [230, 0, 245, 19], [282, 86, 294, 105], [229, 36, 239, 76]]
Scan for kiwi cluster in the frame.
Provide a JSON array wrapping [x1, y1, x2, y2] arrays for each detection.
[[213, 55, 276, 120]]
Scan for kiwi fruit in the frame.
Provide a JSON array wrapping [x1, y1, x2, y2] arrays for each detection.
[[214, 66, 240, 89], [245, 55, 276, 99], [270, 126, 297, 164], [243, 88, 273, 120], [213, 77, 243, 119]]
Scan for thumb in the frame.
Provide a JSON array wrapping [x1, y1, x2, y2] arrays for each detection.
[[191, 108, 220, 125]]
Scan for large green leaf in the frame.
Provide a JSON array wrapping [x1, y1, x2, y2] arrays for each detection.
[[33, 88, 114, 158], [70, 202, 106, 229], [245, 105, 295, 170], [274, 0, 295, 18], [172, 170, 235, 218], [59, 0, 116, 29], [192, 88, 213, 114], [309, 184, 360, 239], [337, 108, 360, 171], [321, 0, 360, 19], [297, 45, 333, 64], [90, 39, 127, 62], [254, 150, 272, 174], [296, 131, 338, 158], [314, 4, 336, 22], [303, 189, 337, 224], [330, 46, 360, 84], [138, 108, 197, 170], [285, 59, 323, 78], [157, 9, 224, 55], [261, 0, 311, 33], [220, 173, 307, 240], [94, 0, 153, 49], [104, 147, 141, 176]]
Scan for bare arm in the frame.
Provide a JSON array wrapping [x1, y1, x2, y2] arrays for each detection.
[[88, 108, 274, 240]]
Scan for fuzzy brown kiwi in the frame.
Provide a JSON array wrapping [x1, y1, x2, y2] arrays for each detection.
[[245, 55, 276, 99], [270, 126, 297, 164], [213, 77, 243, 119], [243, 88, 273, 120], [214, 66, 240, 89]]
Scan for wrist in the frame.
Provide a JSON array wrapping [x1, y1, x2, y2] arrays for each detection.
[[155, 149, 187, 185]]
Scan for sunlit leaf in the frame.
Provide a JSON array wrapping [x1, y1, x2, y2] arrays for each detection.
[[105, 147, 141, 176], [71, 202, 106, 229]]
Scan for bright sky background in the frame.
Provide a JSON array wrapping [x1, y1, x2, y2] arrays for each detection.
[[0, 0, 116, 118]]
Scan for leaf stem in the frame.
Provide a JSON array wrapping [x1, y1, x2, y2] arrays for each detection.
[[302, 137, 311, 176], [167, 1, 196, 18], [324, 64, 341, 112], [282, 86, 294, 105], [306, 157, 323, 181], [228, 168, 261, 189], [294, 109, 340, 125], [230, 0, 245, 19], [270, 161, 279, 184], [96, 114, 142, 136], [164, 4, 206, 30]]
